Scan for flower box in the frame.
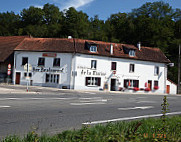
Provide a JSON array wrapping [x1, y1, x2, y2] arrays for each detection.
[[133, 87, 139, 91], [154, 86, 159, 90], [145, 88, 151, 91]]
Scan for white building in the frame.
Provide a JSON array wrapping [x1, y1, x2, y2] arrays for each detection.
[[12, 37, 176, 94]]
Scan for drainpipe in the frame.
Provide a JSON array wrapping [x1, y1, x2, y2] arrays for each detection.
[[71, 38, 77, 89]]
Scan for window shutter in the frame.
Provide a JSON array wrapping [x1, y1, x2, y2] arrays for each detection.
[[85, 77, 88, 86], [98, 78, 101, 86]]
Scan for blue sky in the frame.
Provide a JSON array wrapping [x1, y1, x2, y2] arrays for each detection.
[[0, 0, 180, 20]]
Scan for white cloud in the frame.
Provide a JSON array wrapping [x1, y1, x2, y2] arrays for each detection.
[[34, 5, 43, 9], [52, 0, 94, 10]]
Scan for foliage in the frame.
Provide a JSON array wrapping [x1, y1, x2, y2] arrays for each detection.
[[1, 116, 181, 142], [0, 1, 181, 83]]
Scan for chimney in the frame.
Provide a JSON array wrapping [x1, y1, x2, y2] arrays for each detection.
[[137, 42, 141, 50], [110, 44, 113, 55]]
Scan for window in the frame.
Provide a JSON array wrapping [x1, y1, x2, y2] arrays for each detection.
[[85, 77, 101, 86], [129, 50, 135, 57], [124, 79, 139, 88], [154, 66, 159, 75], [22, 57, 28, 65], [129, 64, 135, 72], [111, 62, 117, 70], [154, 81, 158, 87], [24, 72, 32, 77], [38, 58, 45, 66], [91, 60, 97, 69], [90, 46, 97, 52], [53, 58, 60, 67], [45, 74, 59, 84], [46, 74, 50, 83]]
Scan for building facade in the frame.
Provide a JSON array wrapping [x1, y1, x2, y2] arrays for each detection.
[[11, 37, 176, 94]]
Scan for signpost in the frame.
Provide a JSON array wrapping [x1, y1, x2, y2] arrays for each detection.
[[24, 63, 32, 92], [7, 64, 11, 84]]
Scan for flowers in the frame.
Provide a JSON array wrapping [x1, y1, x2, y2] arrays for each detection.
[[133, 87, 139, 91], [154, 86, 159, 90], [145, 88, 151, 91]]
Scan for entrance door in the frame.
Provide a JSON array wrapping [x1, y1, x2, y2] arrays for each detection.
[[111, 79, 116, 91], [166, 85, 170, 94], [148, 80, 152, 90], [15, 72, 21, 84]]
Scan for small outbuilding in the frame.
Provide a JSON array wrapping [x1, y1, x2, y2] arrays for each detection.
[[166, 79, 177, 94]]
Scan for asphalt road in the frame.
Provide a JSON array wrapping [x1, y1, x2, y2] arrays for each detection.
[[0, 85, 181, 138]]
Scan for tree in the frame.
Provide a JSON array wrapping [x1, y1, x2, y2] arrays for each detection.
[[0, 12, 20, 36], [89, 15, 107, 41], [63, 7, 90, 39], [43, 3, 64, 37], [21, 6, 44, 26]]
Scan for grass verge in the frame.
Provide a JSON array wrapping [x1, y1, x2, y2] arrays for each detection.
[[1, 115, 181, 142]]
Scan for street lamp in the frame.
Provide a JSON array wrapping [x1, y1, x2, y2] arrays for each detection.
[[178, 44, 181, 94]]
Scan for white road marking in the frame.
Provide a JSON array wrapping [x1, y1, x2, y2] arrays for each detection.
[[136, 101, 156, 103], [84, 92, 96, 94], [0, 97, 75, 101], [0, 106, 11, 108], [80, 99, 108, 103], [70, 102, 106, 106], [82, 111, 181, 125], [118, 106, 154, 110], [79, 97, 102, 100]]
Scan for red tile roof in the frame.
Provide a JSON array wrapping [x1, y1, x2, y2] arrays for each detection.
[[0, 36, 28, 62], [14, 37, 170, 63], [74, 39, 170, 63], [15, 38, 75, 53]]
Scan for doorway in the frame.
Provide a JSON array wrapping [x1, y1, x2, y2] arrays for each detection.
[[148, 80, 152, 90], [166, 85, 170, 94], [111, 79, 116, 91], [15, 72, 21, 84]]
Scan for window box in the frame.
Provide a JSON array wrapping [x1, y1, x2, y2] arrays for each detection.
[[133, 87, 139, 91], [154, 86, 159, 90], [145, 88, 151, 91]]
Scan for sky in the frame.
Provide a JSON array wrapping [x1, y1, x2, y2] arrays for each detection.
[[0, 0, 181, 20]]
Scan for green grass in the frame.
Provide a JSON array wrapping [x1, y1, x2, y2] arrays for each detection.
[[1, 115, 181, 142]]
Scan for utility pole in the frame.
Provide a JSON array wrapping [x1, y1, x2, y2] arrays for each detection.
[[178, 44, 181, 94]]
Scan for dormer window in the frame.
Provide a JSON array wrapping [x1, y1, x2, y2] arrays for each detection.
[[90, 45, 97, 52], [129, 50, 135, 57]]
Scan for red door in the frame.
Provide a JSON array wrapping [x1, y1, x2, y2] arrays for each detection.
[[166, 85, 170, 94], [15, 72, 21, 84]]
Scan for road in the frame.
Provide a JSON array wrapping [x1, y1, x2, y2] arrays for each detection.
[[0, 85, 181, 138]]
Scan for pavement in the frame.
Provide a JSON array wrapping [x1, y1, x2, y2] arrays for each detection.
[[0, 83, 176, 96]]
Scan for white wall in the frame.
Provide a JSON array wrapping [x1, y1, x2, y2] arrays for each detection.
[[166, 80, 177, 94], [13, 51, 73, 88], [73, 54, 167, 93]]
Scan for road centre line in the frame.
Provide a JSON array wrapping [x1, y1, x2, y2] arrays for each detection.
[[79, 97, 102, 100], [136, 101, 156, 103], [70, 102, 106, 105], [80, 99, 108, 103], [118, 106, 154, 110], [82, 111, 181, 125]]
